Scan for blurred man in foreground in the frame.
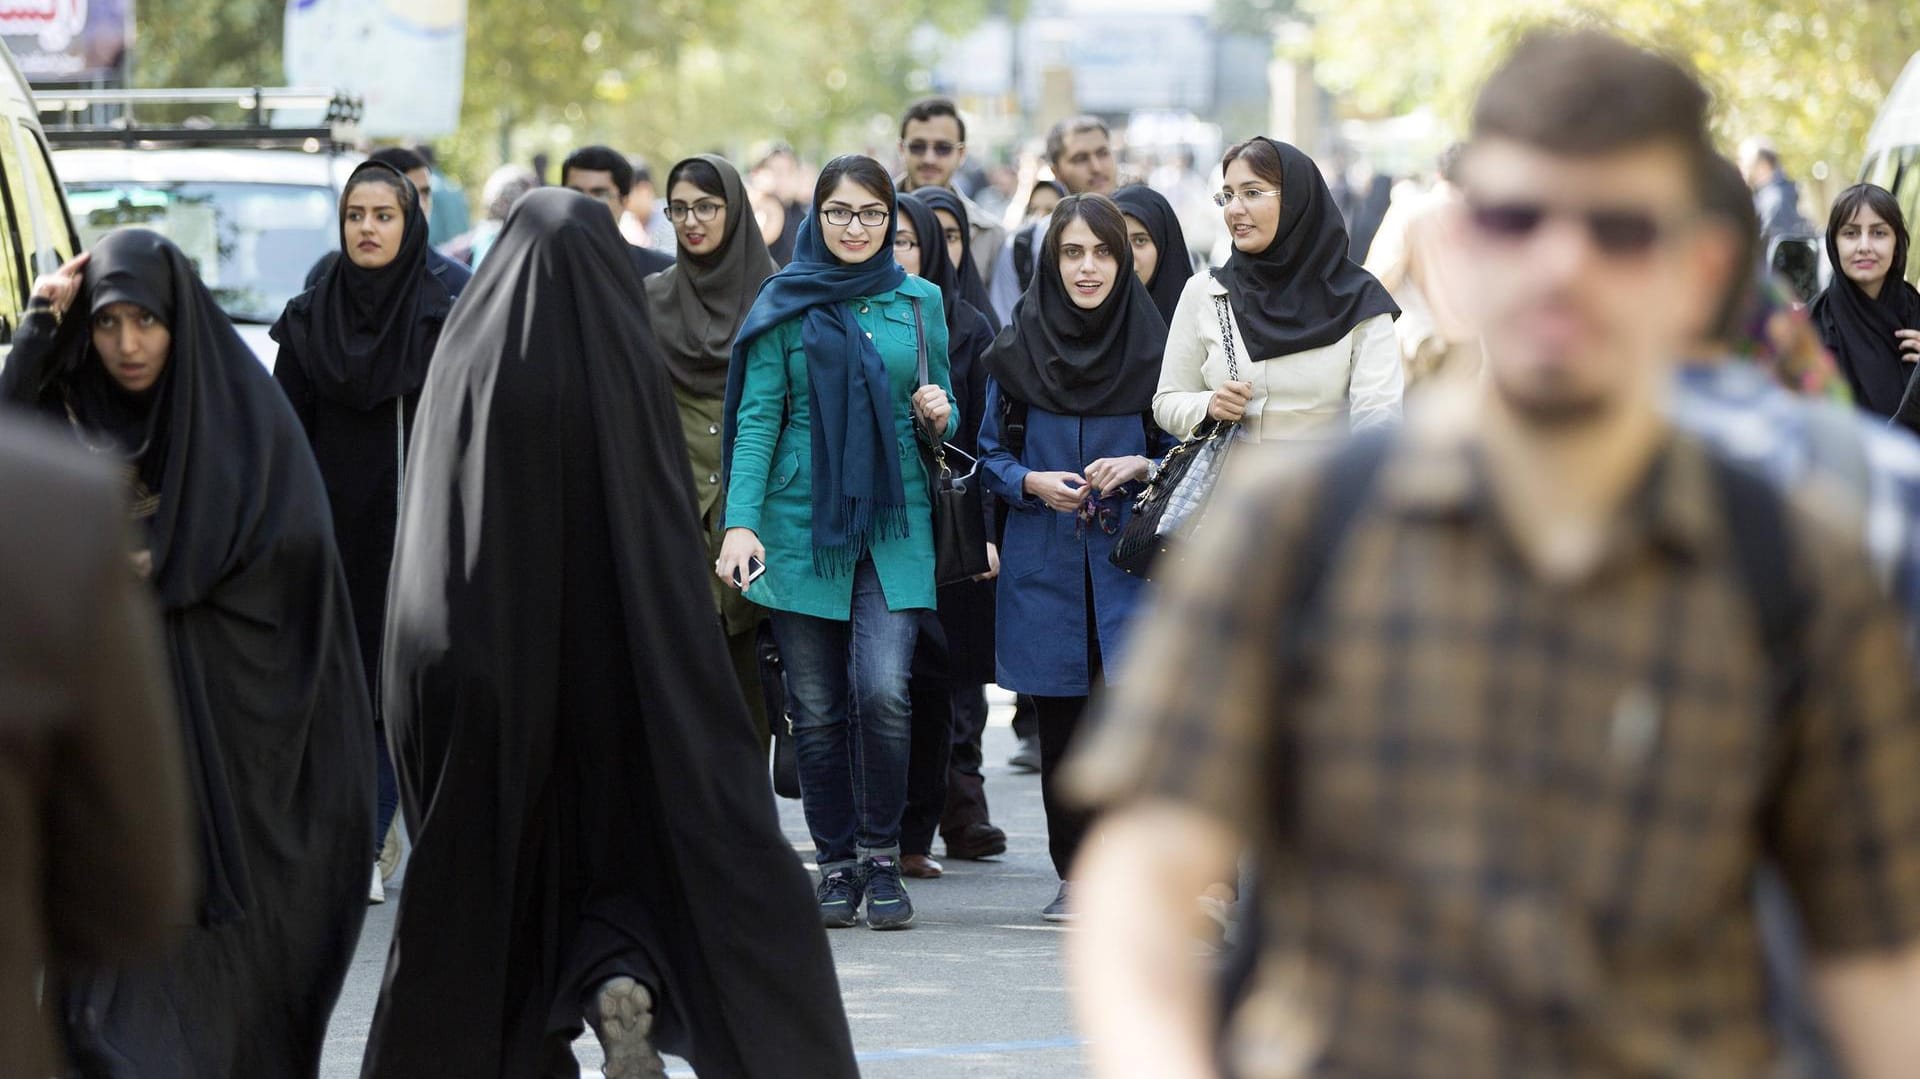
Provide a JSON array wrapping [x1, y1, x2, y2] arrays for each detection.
[[0, 418, 191, 1076], [1066, 29, 1920, 1079]]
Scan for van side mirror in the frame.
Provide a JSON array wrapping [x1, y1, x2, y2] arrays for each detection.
[[1770, 237, 1823, 305]]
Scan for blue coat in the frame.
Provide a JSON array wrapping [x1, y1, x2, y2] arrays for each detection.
[[978, 379, 1171, 696]]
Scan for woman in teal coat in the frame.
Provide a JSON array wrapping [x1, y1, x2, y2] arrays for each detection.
[[719, 155, 957, 933]]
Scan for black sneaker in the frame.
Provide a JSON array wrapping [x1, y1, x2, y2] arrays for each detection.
[[862, 856, 915, 930], [817, 867, 864, 929]]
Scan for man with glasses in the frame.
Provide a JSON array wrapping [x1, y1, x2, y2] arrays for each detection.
[[1066, 29, 1920, 1079], [563, 144, 676, 282], [989, 115, 1117, 324], [897, 97, 1006, 286]]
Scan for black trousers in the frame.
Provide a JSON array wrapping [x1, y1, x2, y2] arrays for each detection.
[[939, 684, 993, 840], [902, 612, 955, 858], [1035, 588, 1103, 879], [1011, 693, 1037, 741]]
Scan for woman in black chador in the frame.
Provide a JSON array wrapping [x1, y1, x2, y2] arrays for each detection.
[[363, 188, 859, 1079], [0, 229, 373, 1077], [272, 160, 456, 899]]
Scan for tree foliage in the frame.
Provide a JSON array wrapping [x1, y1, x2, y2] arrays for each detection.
[[1299, 0, 1920, 201], [124, 0, 989, 186]]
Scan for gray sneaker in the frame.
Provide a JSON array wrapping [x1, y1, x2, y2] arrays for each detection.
[[1008, 735, 1042, 773], [585, 977, 669, 1079], [1042, 881, 1078, 923]]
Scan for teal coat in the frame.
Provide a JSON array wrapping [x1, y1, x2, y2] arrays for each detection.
[[725, 277, 958, 619]]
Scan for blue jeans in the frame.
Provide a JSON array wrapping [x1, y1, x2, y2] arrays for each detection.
[[769, 560, 919, 871]]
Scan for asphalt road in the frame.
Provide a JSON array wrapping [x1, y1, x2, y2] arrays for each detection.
[[320, 698, 1088, 1078]]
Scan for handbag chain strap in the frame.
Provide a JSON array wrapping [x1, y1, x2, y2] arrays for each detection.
[[1214, 294, 1240, 383]]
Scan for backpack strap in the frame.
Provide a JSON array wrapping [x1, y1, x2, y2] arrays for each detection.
[[1711, 452, 1812, 724], [1000, 393, 1030, 461], [1216, 430, 1396, 1038]]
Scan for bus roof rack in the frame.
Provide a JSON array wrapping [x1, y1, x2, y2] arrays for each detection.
[[35, 87, 363, 152]]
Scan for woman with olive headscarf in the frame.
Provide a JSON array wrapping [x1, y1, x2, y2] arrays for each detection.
[[273, 159, 455, 902], [1154, 137, 1401, 445], [2, 229, 373, 1078], [644, 154, 781, 744]]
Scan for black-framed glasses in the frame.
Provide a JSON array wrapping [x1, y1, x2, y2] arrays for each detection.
[[905, 140, 961, 158], [893, 236, 918, 251], [821, 207, 890, 228], [666, 200, 725, 223], [1466, 199, 1683, 258]]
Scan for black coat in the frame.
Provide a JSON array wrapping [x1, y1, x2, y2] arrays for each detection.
[[362, 189, 858, 1078]]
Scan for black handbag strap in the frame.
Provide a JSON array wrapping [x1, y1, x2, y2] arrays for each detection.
[[907, 296, 950, 477]]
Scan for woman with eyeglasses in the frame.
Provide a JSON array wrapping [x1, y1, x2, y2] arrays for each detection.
[[645, 155, 782, 747], [977, 193, 1172, 922], [717, 154, 958, 932], [1154, 138, 1401, 445]]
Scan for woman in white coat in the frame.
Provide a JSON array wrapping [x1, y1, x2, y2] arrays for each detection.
[[1155, 137, 1402, 442]]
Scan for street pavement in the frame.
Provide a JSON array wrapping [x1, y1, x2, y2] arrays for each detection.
[[320, 697, 1089, 1078]]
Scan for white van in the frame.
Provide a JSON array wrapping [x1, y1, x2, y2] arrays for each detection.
[[0, 42, 81, 358], [1862, 50, 1920, 288]]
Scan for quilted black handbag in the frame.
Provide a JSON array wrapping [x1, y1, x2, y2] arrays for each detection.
[[1110, 295, 1245, 577], [909, 297, 993, 586]]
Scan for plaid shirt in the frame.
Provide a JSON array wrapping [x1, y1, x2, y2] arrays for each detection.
[[1071, 424, 1920, 1079]]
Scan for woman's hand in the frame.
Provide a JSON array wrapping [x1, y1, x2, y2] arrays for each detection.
[[1023, 470, 1090, 513], [1083, 456, 1150, 496], [715, 528, 766, 591], [1899, 329, 1920, 363], [913, 385, 952, 435], [30, 251, 89, 318], [974, 542, 1001, 582], [1207, 380, 1254, 423]]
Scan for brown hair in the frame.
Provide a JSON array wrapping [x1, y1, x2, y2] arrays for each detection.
[[1700, 154, 1761, 343], [1043, 193, 1129, 269], [1827, 183, 1910, 278], [1220, 137, 1284, 189], [1046, 115, 1110, 168], [1472, 29, 1713, 194]]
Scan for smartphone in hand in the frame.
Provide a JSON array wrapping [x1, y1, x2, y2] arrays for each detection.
[[733, 555, 767, 588]]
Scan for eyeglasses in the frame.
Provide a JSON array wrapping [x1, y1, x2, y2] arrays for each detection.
[[905, 140, 961, 158], [821, 207, 890, 228], [1213, 189, 1280, 208], [1467, 199, 1683, 258], [893, 236, 918, 251], [666, 200, 725, 223]]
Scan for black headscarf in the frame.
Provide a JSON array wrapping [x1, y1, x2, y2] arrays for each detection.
[[1213, 138, 1399, 360], [270, 160, 452, 410], [1114, 184, 1195, 323], [983, 202, 1168, 416], [1, 228, 374, 1072], [644, 154, 777, 398], [54, 236, 178, 496], [1812, 227, 1920, 424], [366, 189, 856, 1078], [908, 187, 999, 331]]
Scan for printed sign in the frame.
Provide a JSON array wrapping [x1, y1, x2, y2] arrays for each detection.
[[2, 0, 131, 83], [283, 0, 466, 136]]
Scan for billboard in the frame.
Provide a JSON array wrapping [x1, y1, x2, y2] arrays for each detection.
[[2, 0, 131, 84], [284, 0, 466, 136]]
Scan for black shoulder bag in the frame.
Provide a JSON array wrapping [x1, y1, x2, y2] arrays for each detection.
[[910, 296, 993, 586]]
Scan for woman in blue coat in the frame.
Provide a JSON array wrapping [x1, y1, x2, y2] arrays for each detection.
[[978, 194, 1171, 921], [719, 155, 958, 932]]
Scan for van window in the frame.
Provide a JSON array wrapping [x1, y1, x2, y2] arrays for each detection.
[[20, 130, 75, 271], [0, 121, 29, 333], [1864, 146, 1920, 287]]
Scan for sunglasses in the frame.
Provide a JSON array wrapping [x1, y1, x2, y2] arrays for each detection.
[[1467, 200, 1686, 258], [905, 140, 961, 158]]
